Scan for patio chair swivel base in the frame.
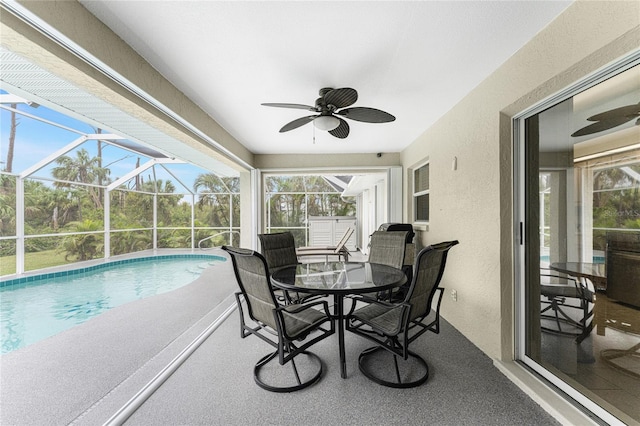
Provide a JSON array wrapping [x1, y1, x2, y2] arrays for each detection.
[[358, 345, 429, 388], [253, 348, 323, 393]]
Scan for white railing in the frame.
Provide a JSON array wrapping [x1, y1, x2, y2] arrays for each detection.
[[198, 230, 240, 250]]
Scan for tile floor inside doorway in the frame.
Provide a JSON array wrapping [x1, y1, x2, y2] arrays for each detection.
[[540, 293, 640, 422]]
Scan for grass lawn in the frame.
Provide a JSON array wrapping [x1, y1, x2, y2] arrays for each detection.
[[1, 250, 72, 276]]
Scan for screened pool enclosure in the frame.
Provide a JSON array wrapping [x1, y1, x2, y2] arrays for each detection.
[[0, 94, 241, 276]]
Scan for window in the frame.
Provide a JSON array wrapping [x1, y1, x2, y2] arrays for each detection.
[[413, 161, 429, 222], [587, 156, 640, 255]]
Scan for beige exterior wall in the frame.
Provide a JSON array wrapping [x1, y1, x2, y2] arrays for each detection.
[[400, 0, 640, 360]]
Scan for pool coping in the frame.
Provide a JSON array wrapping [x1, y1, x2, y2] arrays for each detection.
[[0, 249, 226, 288]]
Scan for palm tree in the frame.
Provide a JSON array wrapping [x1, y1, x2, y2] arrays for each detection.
[[193, 174, 238, 226], [266, 176, 307, 227], [44, 187, 79, 230], [60, 219, 103, 261], [52, 148, 110, 214], [110, 230, 151, 256], [0, 174, 16, 236], [4, 103, 18, 172], [136, 179, 179, 225]]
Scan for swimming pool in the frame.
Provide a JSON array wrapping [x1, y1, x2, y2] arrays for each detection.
[[0, 254, 226, 354], [540, 255, 605, 264]]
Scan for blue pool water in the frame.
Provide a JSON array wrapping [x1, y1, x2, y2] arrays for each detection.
[[0, 255, 225, 354], [540, 255, 605, 264]]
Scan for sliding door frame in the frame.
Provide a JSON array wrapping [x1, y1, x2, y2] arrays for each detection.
[[513, 51, 640, 424]]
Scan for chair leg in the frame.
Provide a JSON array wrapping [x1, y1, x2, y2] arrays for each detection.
[[253, 350, 323, 393], [541, 297, 593, 343], [392, 354, 402, 383], [290, 357, 302, 386], [575, 299, 594, 344], [541, 299, 563, 331]]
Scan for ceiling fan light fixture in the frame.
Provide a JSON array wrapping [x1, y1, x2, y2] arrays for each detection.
[[313, 115, 340, 131]]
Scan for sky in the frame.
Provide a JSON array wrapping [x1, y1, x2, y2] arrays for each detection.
[[0, 90, 209, 194]]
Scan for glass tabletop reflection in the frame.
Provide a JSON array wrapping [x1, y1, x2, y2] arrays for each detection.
[[271, 261, 406, 294]]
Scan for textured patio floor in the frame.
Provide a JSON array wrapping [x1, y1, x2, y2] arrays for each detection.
[[0, 250, 559, 425]]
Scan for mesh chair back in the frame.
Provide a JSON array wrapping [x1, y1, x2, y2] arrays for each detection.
[[368, 231, 408, 269], [405, 241, 458, 322], [223, 246, 279, 330], [258, 232, 299, 271]]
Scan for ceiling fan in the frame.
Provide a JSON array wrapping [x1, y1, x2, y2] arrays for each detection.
[[262, 87, 395, 139], [571, 102, 640, 137]]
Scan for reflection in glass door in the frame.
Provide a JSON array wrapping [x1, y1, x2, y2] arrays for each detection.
[[517, 62, 640, 424]]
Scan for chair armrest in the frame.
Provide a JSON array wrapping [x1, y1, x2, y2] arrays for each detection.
[[347, 294, 408, 315], [350, 294, 394, 307], [344, 293, 387, 314], [344, 293, 378, 315], [349, 300, 411, 337], [276, 299, 332, 317]]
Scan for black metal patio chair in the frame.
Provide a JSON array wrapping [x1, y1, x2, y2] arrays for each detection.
[[258, 232, 299, 272], [258, 232, 305, 304], [222, 246, 335, 392], [366, 230, 409, 300], [346, 240, 458, 388], [540, 268, 594, 344], [367, 230, 408, 268]]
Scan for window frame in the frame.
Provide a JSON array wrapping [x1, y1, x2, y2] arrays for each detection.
[[412, 160, 430, 224]]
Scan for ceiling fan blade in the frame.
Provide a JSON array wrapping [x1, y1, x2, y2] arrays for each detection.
[[328, 117, 349, 139], [336, 107, 396, 123], [262, 103, 316, 111], [586, 103, 640, 121], [571, 116, 634, 137], [279, 115, 317, 132], [324, 88, 358, 109]]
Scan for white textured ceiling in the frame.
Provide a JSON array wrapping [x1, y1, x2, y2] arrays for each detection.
[[78, 1, 573, 156]]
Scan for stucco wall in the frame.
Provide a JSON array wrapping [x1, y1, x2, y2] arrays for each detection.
[[401, 0, 640, 359]]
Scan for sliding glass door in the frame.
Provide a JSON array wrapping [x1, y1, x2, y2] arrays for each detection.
[[515, 58, 640, 424]]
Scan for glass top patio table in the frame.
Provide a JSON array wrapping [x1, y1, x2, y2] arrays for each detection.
[[550, 262, 607, 291], [271, 261, 407, 378], [271, 261, 406, 294]]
